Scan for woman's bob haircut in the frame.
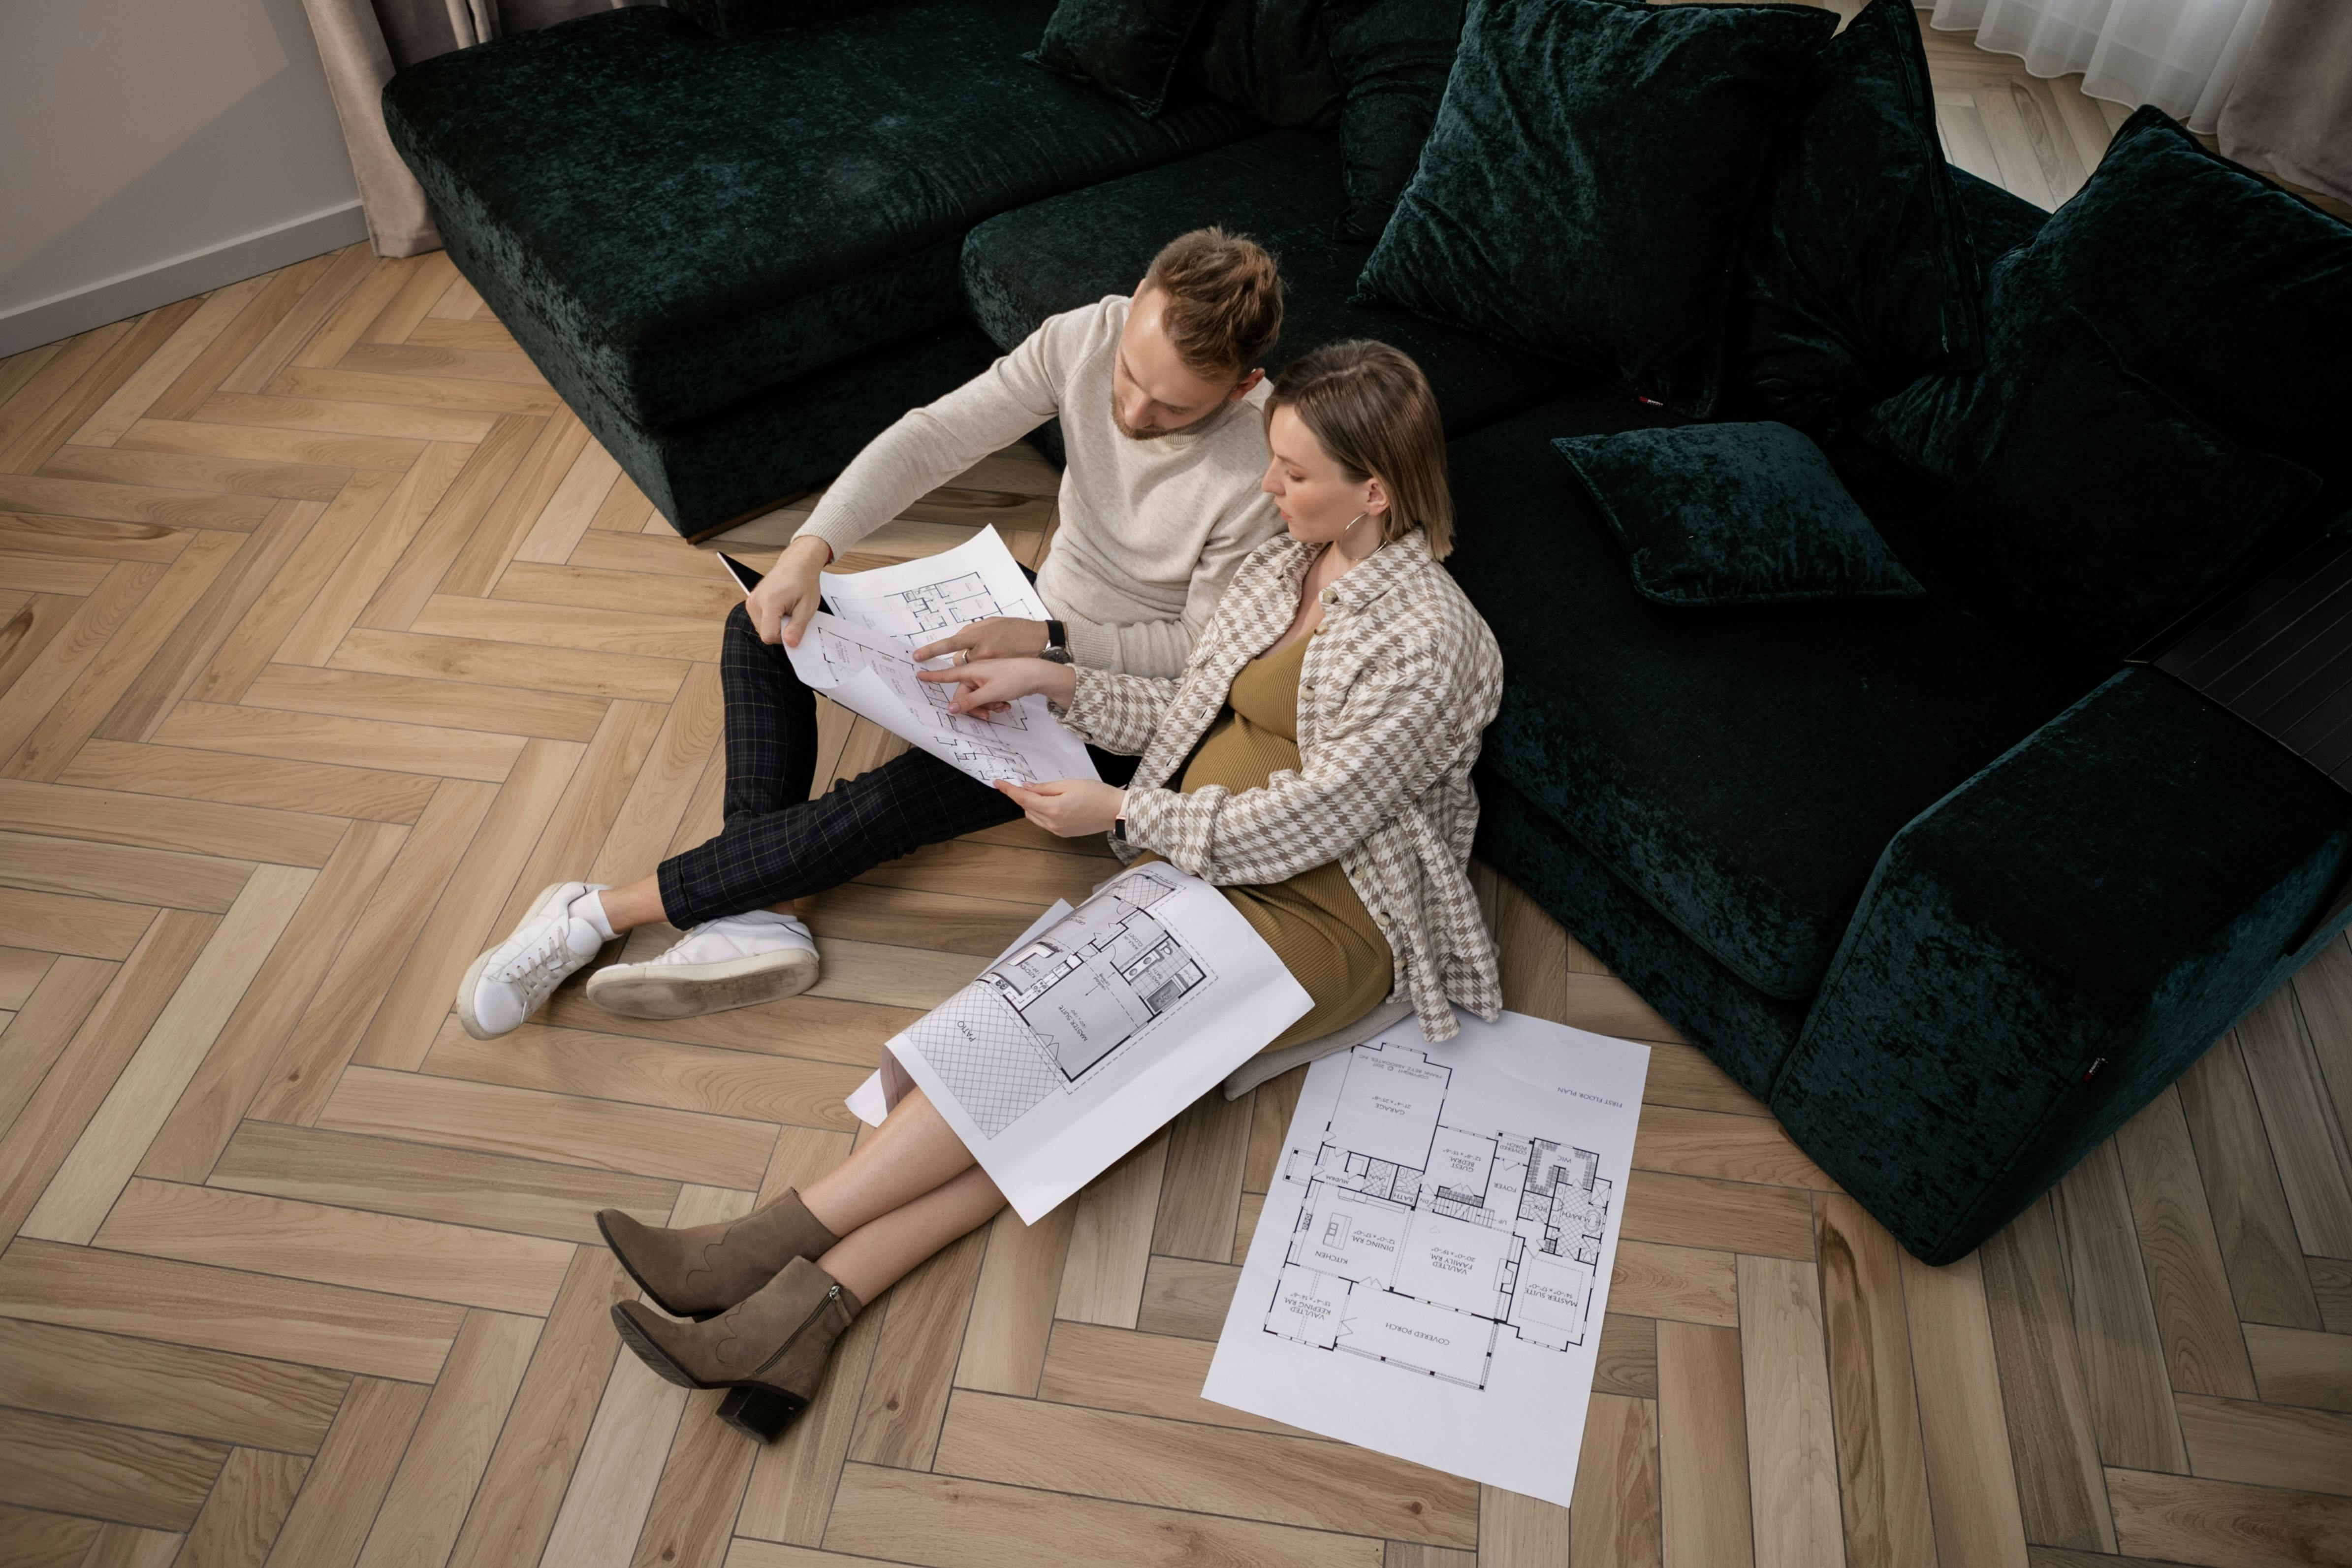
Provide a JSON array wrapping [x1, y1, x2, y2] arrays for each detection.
[[1264, 339, 1454, 560]]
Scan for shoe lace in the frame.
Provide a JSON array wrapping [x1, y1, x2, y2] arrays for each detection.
[[495, 922, 578, 995]]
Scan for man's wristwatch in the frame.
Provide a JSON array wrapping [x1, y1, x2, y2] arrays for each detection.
[[1039, 619, 1073, 665]]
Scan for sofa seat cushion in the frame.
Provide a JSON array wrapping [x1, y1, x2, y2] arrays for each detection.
[[382, 0, 1256, 431], [1448, 395, 2088, 1000], [960, 128, 1577, 436]]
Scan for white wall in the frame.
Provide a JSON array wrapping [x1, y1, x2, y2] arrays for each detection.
[[0, 0, 369, 357]]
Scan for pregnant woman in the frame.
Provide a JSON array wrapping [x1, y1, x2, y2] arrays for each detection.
[[597, 340, 1506, 1441]]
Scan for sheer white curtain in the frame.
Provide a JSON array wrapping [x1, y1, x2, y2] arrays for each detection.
[[1929, 0, 2275, 131]]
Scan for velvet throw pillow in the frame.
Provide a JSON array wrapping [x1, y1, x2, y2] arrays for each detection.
[[1556, 423, 1924, 607], [1184, 0, 1345, 126], [1731, 0, 1980, 433], [1029, 0, 1214, 117], [1930, 310, 2319, 660], [1355, 0, 1836, 415], [1322, 0, 1465, 241], [1873, 106, 2352, 488]]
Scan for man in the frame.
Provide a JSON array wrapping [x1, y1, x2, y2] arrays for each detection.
[[456, 228, 1287, 1037]]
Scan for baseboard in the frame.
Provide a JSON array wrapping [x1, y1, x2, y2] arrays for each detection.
[[0, 200, 374, 359]]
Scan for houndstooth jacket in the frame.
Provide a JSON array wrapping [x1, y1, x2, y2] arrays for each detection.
[[1056, 527, 1504, 1041]]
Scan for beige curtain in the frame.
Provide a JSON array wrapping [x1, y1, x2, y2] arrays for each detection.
[[297, 0, 649, 257], [2219, 0, 2352, 204]]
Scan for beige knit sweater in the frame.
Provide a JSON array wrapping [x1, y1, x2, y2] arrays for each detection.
[[795, 296, 1282, 677]]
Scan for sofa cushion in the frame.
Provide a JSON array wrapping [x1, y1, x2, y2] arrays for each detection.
[[668, 0, 879, 39], [1933, 310, 2318, 660], [1183, 0, 1345, 127], [1871, 106, 2352, 492], [1449, 395, 2086, 1001], [1556, 422, 1923, 607], [382, 1, 1256, 431], [1730, 0, 1980, 433], [960, 128, 1577, 436], [1324, 0, 1465, 240], [1353, 0, 1836, 416], [1029, 0, 1214, 117]]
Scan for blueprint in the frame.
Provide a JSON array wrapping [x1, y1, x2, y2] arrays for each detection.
[[783, 608, 1097, 788], [880, 864, 1312, 1222], [1202, 1010, 1650, 1509], [819, 526, 1051, 649]]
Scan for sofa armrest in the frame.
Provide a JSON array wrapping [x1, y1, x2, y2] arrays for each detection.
[[1771, 667, 2352, 1262], [668, 0, 880, 39]]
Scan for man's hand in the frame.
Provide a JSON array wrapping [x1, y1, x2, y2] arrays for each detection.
[[914, 656, 1076, 715], [747, 535, 833, 647], [996, 778, 1124, 838], [912, 617, 1050, 665]]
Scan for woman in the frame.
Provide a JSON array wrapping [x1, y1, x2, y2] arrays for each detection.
[[599, 340, 1505, 1442]]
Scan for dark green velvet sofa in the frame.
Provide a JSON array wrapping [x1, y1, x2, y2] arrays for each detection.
[[384, 0, 2352, 1263]]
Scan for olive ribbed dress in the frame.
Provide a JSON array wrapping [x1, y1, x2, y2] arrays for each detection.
[[1135, 632, 1393, 1051]]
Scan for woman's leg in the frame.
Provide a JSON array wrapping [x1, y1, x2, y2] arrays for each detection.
[[798, 1087, 977, 1236], [816, 1164, 1006, 1304]]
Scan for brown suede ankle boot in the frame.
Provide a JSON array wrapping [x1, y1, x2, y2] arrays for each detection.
[[596, 1188, 838, 1320], [610, 1257, 862, 1441]]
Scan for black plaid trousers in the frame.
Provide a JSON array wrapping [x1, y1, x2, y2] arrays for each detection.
[[656, 604, 1137, 928]]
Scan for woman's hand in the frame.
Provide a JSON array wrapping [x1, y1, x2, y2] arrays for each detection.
[[912, 617, 1049, 665], [914, 656, 1076, 715], [996, 778, 1124, 837]]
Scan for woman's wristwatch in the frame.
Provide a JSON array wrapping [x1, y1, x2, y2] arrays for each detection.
[[1112, 790, 1129, 842], [1039, 619, 1073, 665]]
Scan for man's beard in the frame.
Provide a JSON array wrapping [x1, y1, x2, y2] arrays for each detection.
[[1110, 385, 1193, 442]]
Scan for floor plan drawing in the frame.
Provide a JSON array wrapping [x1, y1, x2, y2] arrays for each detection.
[[831, 570, 1008, 641], [1260, 1038, 1615, 1390], [904, 864, 1213, 1137]]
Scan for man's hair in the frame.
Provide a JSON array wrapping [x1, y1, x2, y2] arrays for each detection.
[[1141, 228, 1283, 381]]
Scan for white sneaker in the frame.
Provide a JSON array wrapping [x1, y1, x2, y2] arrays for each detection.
[[584, 909, 821, 1020], [455, 881, 610, 1040]]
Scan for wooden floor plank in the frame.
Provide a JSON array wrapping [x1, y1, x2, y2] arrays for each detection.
[[1657, 1319, 1754, 1568], [1054, 1129, 1171, 1329], [443, 1248, 633, 1568], [2174, 1392, 2352, 1497], [2113, 1087, 2259, 1399], [1903, 1249, 2031, 1568], [1624, 1169, 1816, 1260], [348, 738, 581, 1070], [0, 1503, 99, 1568], [933, 1387, 1477, 1546], [1034, 1319, 1315, 1438], [0, 776, 348, 865], [847, 1226, 990, 1470], [1815, 1194, 1934, 1568], [2105, 1467, 2352, 1568], [2176, 1035, 2327, 1331], [135, 821, 408, 1184], [2236, 986, 2352, 1260], [257, 1376, 431, 1568], [93, 1178, 575, 1315], [0, 827, 252, 912], [1609, 1239, 1738, 1328], [1570, 1394, 1661, 1568], [420, 1019, 864, 1132], [114, 417, 422, 472], [0, 1316, 345, 1453], [21, 863, 315, 1244], [2050, 1142, 2190, 1474], [1740, 1253, 1847, 1568], [0, 885, 158, 960], [241, 662, 607, 742], [328, 624, 688, 703], [55, 742, 440, 827], [318, 1066, 777, 1189], [820, 1463, 1385, 1568], [171, 1445, 308, 1568], [626, 1388, 759, 1568], [0, 1405, 225, 1532], [152, 699, 525, 782], [350, 1309, 540, 1568], [954, 1202, 1076, 1398], [208, 1120, 676, 1245], [538, 1353, 686, 1568], [2244, 1322, 2352, 1412], [0, 1240, 463, 1383], [0, 910, 211, 1243], [1978, 1194, 2120, 1552]]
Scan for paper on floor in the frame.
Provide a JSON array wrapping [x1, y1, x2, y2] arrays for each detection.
[[1201, 1008, 1651, 1509], [872, 863, 1311, 1223]]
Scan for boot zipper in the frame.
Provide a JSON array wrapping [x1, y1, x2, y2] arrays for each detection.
[[748, 1285, 844, 1383]]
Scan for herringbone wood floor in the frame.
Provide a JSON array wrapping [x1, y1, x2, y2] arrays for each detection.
[[4, 27, 2352, 1568]]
